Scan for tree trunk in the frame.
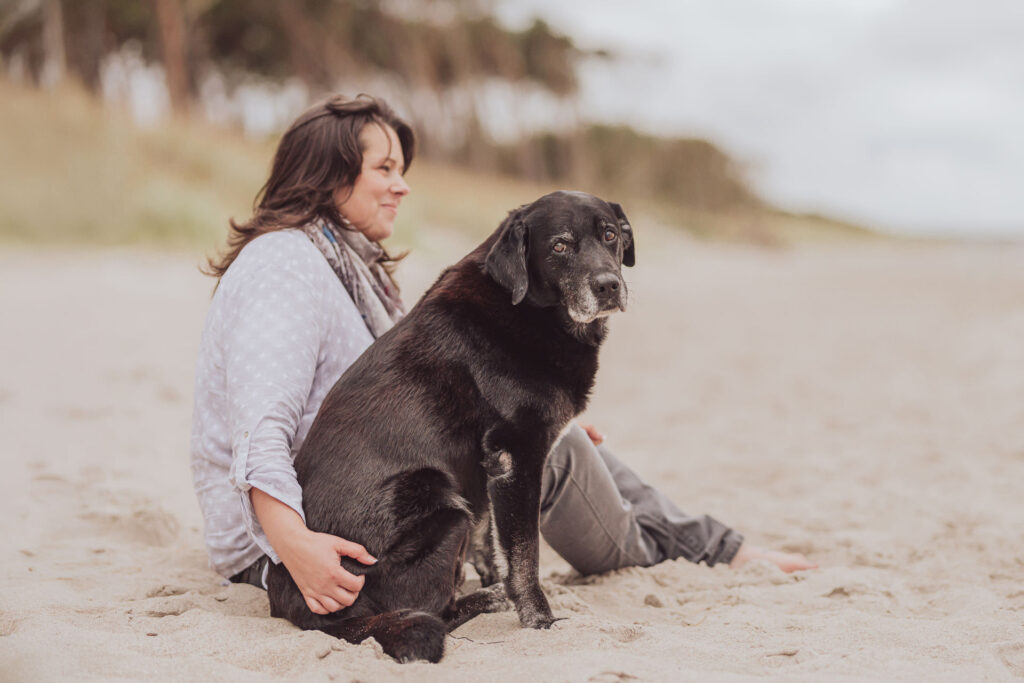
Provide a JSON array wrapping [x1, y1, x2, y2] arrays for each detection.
[[62, 0, 107, 92], [153, 0, 189, 115], [275, 3, 351, 87], [40, 0, 66, 89]]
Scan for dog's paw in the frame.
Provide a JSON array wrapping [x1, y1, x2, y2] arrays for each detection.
[[480, 583, 512, 612], [519, 610, 563, 629]]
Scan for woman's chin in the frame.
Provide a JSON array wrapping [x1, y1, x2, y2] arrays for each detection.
[[357, 224, 394, 242]]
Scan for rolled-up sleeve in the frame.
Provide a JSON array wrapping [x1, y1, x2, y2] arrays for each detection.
[[221, 255, 325, 564]]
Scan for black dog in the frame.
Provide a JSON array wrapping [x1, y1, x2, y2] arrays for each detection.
[[266, 191, 635, 662]]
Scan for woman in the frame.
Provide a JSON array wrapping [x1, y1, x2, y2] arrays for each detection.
[[190, 94, 814, 617]]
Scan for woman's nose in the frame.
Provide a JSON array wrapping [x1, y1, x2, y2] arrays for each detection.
[[392, 175, 410, 196]]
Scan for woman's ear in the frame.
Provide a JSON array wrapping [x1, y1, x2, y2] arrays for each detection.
[[608, 202, 635, 267], [485, 209, 529, 304]]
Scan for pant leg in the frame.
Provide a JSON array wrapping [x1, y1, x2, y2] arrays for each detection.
[[595, 442, 743, 568], [539, 424, 743, 575]]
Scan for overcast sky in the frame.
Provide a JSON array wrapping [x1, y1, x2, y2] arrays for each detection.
[[495, 0, 1024, 238]]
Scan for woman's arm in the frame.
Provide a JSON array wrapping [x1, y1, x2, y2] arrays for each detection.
[[251, 488, 376, 615], [217, 236, 376, 613]]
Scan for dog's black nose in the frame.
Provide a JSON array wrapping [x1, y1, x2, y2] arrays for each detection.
[[592, 272, 621, 298]]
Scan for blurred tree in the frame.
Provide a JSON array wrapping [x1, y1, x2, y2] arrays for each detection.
[[518, 19, 575, 95], [61, 1, 106, 90], [153, 0, 188, 114], [1, 0, 45, 81], [498, 124, 758, 211], [40, 0, 64, 87], [2, 1, 580, 117], [0, 0, 761, 213], [2, 0, 159, 90]]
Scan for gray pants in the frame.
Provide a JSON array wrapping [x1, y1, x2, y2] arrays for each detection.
[[230, 425, 742, 587], [539, 424, 742, 574]]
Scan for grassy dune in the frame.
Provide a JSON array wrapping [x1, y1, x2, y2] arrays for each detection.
[[1, 81, 272, 250], [0, 79, 877, 253]]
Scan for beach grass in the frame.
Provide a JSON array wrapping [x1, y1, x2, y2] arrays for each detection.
[[0, 78, 879, 255]]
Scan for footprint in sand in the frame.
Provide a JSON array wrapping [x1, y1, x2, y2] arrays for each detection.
[[28, 469, 181, 548], [1005, 590, 1024, 611], [30, 471, 74, 503], [0, 615, 18, 637], [146, 585, 189, 598], [997, 642, 1024, 677], [78, 502, 181, 547], [135, 592, 201, 619], [598, 624, 646, 644]]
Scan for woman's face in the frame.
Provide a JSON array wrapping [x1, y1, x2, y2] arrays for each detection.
[[335, 123, 409, 242]]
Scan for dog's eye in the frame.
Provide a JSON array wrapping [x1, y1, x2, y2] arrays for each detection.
[[552, 241, 567, 254], [604, 229, 617, 242]]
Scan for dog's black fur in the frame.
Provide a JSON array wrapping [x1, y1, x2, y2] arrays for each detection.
[[266, 191, 635, 662]]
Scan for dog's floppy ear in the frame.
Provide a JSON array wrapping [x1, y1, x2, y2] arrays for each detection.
[[485, 209, 529, 305], [608, 202, 635, 267]]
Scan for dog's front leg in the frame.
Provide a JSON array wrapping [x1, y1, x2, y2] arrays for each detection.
[[485, 451, 557, 629]]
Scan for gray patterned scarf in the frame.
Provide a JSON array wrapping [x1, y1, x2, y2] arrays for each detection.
[[303, 218, 405, 338]]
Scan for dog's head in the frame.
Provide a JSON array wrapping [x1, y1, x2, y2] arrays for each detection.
[[485, 191, 635, 323]]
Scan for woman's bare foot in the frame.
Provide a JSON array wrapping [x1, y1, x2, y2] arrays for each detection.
[[729, 542, 818, 573]]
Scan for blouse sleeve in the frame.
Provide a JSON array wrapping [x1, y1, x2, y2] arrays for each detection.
[[220, 249, 326, 564]]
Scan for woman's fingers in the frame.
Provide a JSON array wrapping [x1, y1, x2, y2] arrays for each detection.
[[305, 596, 329, 615], [333, 567, 366, 594], [306, 591, 348, 615], [317, 595, 345, 613], [336, 538, 377, 565], [303, 584, 356, 614], [329, 584, 358, 608], [579, 422, 605, 445]]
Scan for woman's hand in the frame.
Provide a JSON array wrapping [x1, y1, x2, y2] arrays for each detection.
[[250, 488, 376, 615], [276, 528, 377, 615], [579, 422, 605, 446]]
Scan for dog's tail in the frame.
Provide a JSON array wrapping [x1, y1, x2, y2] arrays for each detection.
[[321, 609, 447, 663]]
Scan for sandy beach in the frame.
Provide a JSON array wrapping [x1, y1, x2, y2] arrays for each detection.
[[1, 232, 1022, 681]]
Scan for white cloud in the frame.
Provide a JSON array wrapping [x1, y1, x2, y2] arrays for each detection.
[[496, 0, 1024, 236]]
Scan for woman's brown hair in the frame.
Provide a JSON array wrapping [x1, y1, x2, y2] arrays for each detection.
[[205, 94, 415, 279]]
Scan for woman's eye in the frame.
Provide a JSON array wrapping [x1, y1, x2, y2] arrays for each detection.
[[604, 229, 617, 242], [552, 241, 567, 253]]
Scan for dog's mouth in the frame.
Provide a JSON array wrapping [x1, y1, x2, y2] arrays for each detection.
[[596, 304, 625, 318], [568, 303, 626, 324]]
